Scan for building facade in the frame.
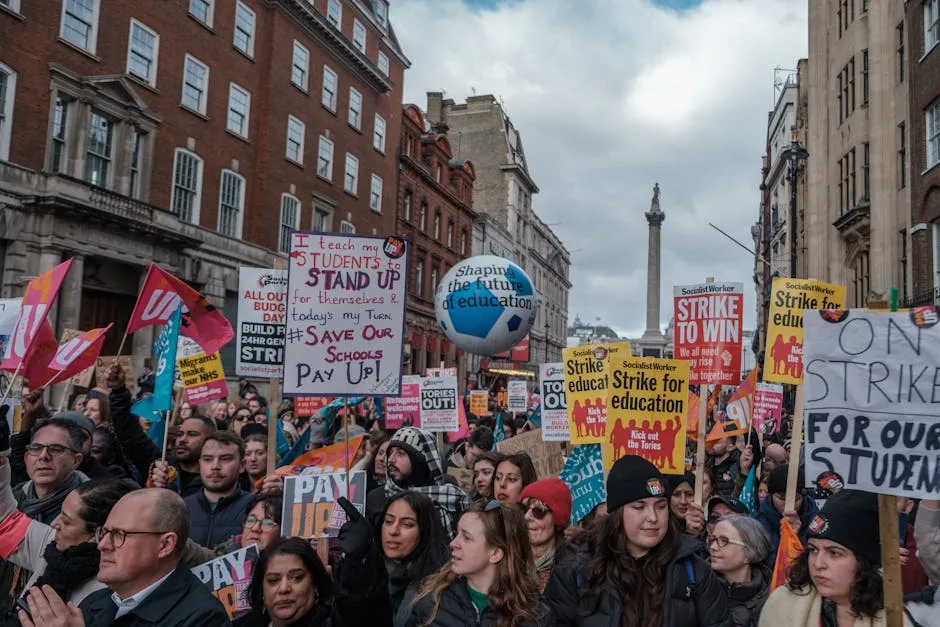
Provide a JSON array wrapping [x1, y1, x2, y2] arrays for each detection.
[[0, 0, 408, 381], [397, 102, 476, 374], [906, 0, 940, 305], [425, 92, 571, 365]]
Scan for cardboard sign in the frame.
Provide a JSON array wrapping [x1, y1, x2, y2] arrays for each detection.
[[507, 380, 528, 412], [603, 356, 689, 473], [419, 373, 458, 431], [763, 277, 846, 385], [803, 308, 940, 498], [95, 356, 135, 390], [540, 362, 569, 441], [282, 471, 367, 538], [673, 282, 744, 385], [469, 390, 489, 417], [496, 429, 564, 479], [191, 545, 259, 620], [236, 268, 287, 377], [562, 342, 630, 444], [385, 375, 421, 429], [176, 351, 228, 404], [447, 467, 474, 493], [283, 232, 408, 397]]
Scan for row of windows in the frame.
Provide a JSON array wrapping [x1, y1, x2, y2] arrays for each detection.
[[412, 255, 450, 300], [277, 194, 354, 253], [401, 190, 470, 256]]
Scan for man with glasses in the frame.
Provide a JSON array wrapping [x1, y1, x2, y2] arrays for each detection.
[[14, 417, 89, 525]]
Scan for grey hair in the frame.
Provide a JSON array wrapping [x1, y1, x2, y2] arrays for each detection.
[[718, 514, 773, 564]]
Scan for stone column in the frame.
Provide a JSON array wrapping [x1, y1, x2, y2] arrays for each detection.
[[643, 184, 665, 340]]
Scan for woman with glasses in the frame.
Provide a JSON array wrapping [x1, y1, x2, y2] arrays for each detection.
[[707, 516, 772, 626], [230, 406, 256, 437], [519, 478, 571, 592], [493, 453, 537, 505], [408, 499, 553, 626], [184, 491, 284, 566]]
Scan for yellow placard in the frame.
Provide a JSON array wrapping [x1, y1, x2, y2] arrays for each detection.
[[469, 390, 489, 416], [562, 341, 630, 444], [176, 351, 227, 404], [603, 356, 689, 473], [763, 277, 846, 385]]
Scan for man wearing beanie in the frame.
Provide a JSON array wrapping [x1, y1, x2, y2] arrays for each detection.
[[520, 478, 572, 591], [757, 463, 819, 568]]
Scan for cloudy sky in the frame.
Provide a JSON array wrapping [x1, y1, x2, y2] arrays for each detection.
[[392, 0, 808, 338]]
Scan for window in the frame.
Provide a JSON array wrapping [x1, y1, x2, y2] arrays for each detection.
[[447, 222, 454, 248], [130, 131, 142, 198], [853, 251, 870, 307], [433, 212, 441, 240], [60, 0, 99, 53], [377, 52, 389, 76], [226, 83, 251, 137], [286, 116, 305, 164], [403, 191, 412, 221], [460, 230, 467, 255], [127, 20, 159, 86], [0, 64, 14, 162], [171, 149, 203, 223], [340, 220, 355, 234], [218, 170, 245, 238], [374, 1, 388, 28], [370, 174, 382, 212], [929, 99, 940, 169], [436, 164, 442, 182], [373, 114, 386, 152], [430, 265, 439, 294], [314, 209, 329, 232], [927, 0, 940, 51], [348, 87, 362, 130], [861, 0, 868, 13], [327, 0, 342, 28], [322, 66, 338, 111], [317, 135, 333, 180], [849, 147, 856, 207], [85, 110, 112, 187], [897, 22, 905, 82], [415, 257, 424, 296], [51, 97, 68, 172], [352, 19, 366, 53], [234, 1, 255, 57], [898, 122, 907, 189], [419, 202, 427, 231], [181, 54, 209, 114], [0, 0, 21, 12], [189, 0, 213, 26], [344, 153, 359, 194], [861, 50, 869, 105], [279, 194, 300, 253], [862, 142, 870, 200], [291, 41, 309, 91]]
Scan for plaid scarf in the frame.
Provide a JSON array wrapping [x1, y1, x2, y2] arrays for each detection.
[[384, 427, 470, 537]]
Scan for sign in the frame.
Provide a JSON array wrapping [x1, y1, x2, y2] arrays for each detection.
[[469, 390, 489, 416], [191, 545, 259, 620], [560, 444, 605, 524], [603, 356, 688, 473], [0, 299, 21, 433], [176, 351, 228, 405], [237, 268, 287, 377], [540, 362, 569, 441], [283, 233, 408, 397], [754, 382, 784, 434], [496, 429, 564, 479], [385, 375, 422, 429], [763, 277, 846, 385], [95, 356, 135, 390], [419, 373, 458, 431], [507, 380, 528, 412], [282, 471, 367, 538], [447, 467, 474, 493], [562, 342, 630, 444], [803, 309, 940, 498], [493, 334, 531, 362], [673, 282, 744, 385], [293, 397, 333, 417]]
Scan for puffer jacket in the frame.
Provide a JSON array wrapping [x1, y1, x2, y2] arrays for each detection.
[[407, 578, 554, 627], [721, 564, 770, 627], [543, 536, 731, 627]]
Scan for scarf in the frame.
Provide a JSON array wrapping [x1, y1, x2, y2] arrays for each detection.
[[19, 472, 88, 524], [32, 541, 101, 600], [534, 548, 555, 574]]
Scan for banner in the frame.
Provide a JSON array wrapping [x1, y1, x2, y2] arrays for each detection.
[[20, 321, 58, 386], [282, 471, 367, 538], [0, 299, 20, 434], [468, 390, 489, 417], [753, 382, 784, 434], [673, 282, 744, 385], [237, 268, 287, 377], [559, 444, 605, 524], [493, 334, 530, 362], [603, 356, 688, 473], [763, 277, 846, 385], [419, 373, 458, 431], [496, 429, 564, 479], [191, 545, 259, 620], [712, 366, 758, 441], [177, 351, 228, 405], [507, 380, 528, 412], [283, 233, 408, 397], [1, 259, 72, 372], [539, 362, 569, 441], [275, 434, 366, 477], [385, 375, 421, 429], [562, 342, 630, 444], [132, 305, 183, 429]]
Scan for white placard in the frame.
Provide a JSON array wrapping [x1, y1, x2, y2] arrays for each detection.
[[419, 374, 459, 431], [540, 362, 569, 441], [236, 268, 287, 377], [507, 379, 528, 412]]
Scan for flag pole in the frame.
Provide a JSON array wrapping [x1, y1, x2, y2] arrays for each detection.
[[56, 383, 71, 413], [113, 331, 129, 363], [343, 397, 350, 500], [0, 362, 24, 409], [162, 390, 183, 461]]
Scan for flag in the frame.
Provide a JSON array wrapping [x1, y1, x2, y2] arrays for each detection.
[[771, 518, 803, 591], [706, 384, 721, 417], [2, 259, 73, 373], [559, 444, 605, 524], [493, 412, 506, 446], [133, 304, 183, 448], [126, 264, 234, 355], [706, 413, 749, 442], [725, 367, 758, 431], [686, 388, 701, 433], [274, 435, 367, 477], [19, 320, 59, 386], [527, 403, 542, 429], [42, 324, 113, 385], [739, 466, 757, 515], [447, 401, 470, 444], [279, 427, 311, 468]]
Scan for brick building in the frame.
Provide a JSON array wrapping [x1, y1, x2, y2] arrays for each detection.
[[0, 0, 408, 379], [397, 102, 476, 374], [906, 0, 940, 304]]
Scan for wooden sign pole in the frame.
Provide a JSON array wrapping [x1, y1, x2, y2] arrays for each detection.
[[783, 386, 804, 512], [693, 277, 714, 506], [266, 257, 285, 477]]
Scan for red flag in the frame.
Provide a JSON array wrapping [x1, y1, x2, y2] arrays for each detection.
[[1, 259, 73, 372], [42, 324, 113, 385], [448, 400, 471, 444], [126, 264, 233, 355], [770, 518, 803, 591], [20, 320, 59, 386]]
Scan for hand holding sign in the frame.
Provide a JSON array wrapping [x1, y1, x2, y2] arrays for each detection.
[[337, 496, 371, 561]]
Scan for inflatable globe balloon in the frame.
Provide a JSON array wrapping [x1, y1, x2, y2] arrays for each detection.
[[434, 256, 538, 356]]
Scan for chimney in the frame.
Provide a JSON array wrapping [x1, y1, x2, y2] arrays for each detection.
[[426, 92, 443, 124]]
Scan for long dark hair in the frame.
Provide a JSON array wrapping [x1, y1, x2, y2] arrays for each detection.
[[472, 451, 505, 500], [787, 545, 884, 617], [582, 504, 681, 627], [91, 427, 137, 481], [378, 491, 449, 580], [498, 454, 537, 488], [245, 537, 333, 618]]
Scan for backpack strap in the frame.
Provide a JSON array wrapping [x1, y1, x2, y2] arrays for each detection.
[[683, 558, 697, 600]]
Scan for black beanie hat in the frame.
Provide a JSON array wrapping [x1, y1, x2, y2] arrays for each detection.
[[666, 471, 695, 493], [607, 455, 670, 511], [767, 463, 803, 496], [807, 489, 881, 565]]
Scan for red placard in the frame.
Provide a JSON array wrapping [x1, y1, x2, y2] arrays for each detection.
[[294, 397, 333, 417], [672, 282, 744, 385]]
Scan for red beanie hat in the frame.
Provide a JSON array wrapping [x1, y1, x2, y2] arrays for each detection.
[[520, 478, 572, 529]]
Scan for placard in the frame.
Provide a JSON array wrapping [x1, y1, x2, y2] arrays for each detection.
[[469, 390, 489, 416], [419, 374, 459, 431], [191, 545, 259, 620], [283, 232, 408, 397], [177, 351, 228, 405], [540, 362, 569, 441], [507, 380, 528, 412], [293, 396, 333, 417], [447, 467, 474, 493], [496, 429, 564, 479], [385, 375, 422, 429], [562, 342, 630, 444], [754, 381, 784, 434], [237, 268, 287, 377], [95, 356, 135, 390], [803, 309, 940, 498], [281, 471, 367, 538], [673, 282, 744, 385]]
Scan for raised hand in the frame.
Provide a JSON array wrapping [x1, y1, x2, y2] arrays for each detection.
[[337, 496, 371, 560]]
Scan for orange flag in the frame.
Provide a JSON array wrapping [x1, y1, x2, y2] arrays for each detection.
[[770, 518, 803, 591], [686, 389, 700, 433], [273, 435, 367, 478], [706, 384, 721, 416]]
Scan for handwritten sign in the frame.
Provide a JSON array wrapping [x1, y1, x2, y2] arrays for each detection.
[[803, 309, 940, 498], [496, 429, 564, 479], [237, 268, 287, 377], [176, 351, 228, 404], [562, 342, 630, 445], [283, 233, 408, 397], [419, 374, 458, 431], [507, 380, 528, 412], [385, 375, 421, 429], [282, 471, 367, 538], [540, 362, 569, 441], [191, 545, 259, 620], [673, 282, 743, 385]]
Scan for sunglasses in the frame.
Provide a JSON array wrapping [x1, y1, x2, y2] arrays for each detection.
[[521, 500, 552, 520]]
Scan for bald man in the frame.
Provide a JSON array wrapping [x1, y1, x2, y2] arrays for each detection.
[[79, 489, 229, 626], [762, 444, 788, 473]]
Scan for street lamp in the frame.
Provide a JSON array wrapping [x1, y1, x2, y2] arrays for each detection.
[[782, 127, 809, 278], [544, 320, 550, 362]]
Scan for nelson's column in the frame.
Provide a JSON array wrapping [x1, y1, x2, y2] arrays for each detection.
[[639, 183, 667, 357]]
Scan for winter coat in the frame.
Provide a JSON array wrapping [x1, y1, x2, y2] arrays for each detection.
[[759, 584, 912, 627], [543, 535, 731, 627], [407, 578, 555, 627], [719, 564, 770, 627], [184, 488, 253, 547], [756, 494, 818, 569], [914, 505, 940, 585], [904, 586, 940, 627], [706, 451, 739, 498]]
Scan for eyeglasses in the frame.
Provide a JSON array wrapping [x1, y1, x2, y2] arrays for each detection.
[[521, 500, 552, 520], [707, 535, 748, 549], [245, 515, 278, 531], [234, 414, 252, 422], [95, 527, 171, 549], [25, 443, 78, 457]]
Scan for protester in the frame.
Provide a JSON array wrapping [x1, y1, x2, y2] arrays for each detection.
[[176, 400, 195, 423], [464, 427, 494, 468], [409, 500, 552, 626], [367, 435, 390, 491], [242, 430, 268, 492], [519, 478, 571, 591], [90, 427, 138, 483], [898, 497, 929, 594], [184, 490, 284, 565], [493, 453, 537, 504], [915, 499, 940, 585], [668, 471, 704, 537], [208, 401, 229, 431], [229, 406, 255, 437], [756, 464, 818, 568], [82, 392, 111, 428], [544, 455, 729, 626], [471, 452, 503, 502], [238, 377, 258, 399], [706, 495, 748, 539], [148, 416, 217, 496], [57, 412, 131, 483], [705, 436, 739, 497], [708, 515, 772, 626]]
